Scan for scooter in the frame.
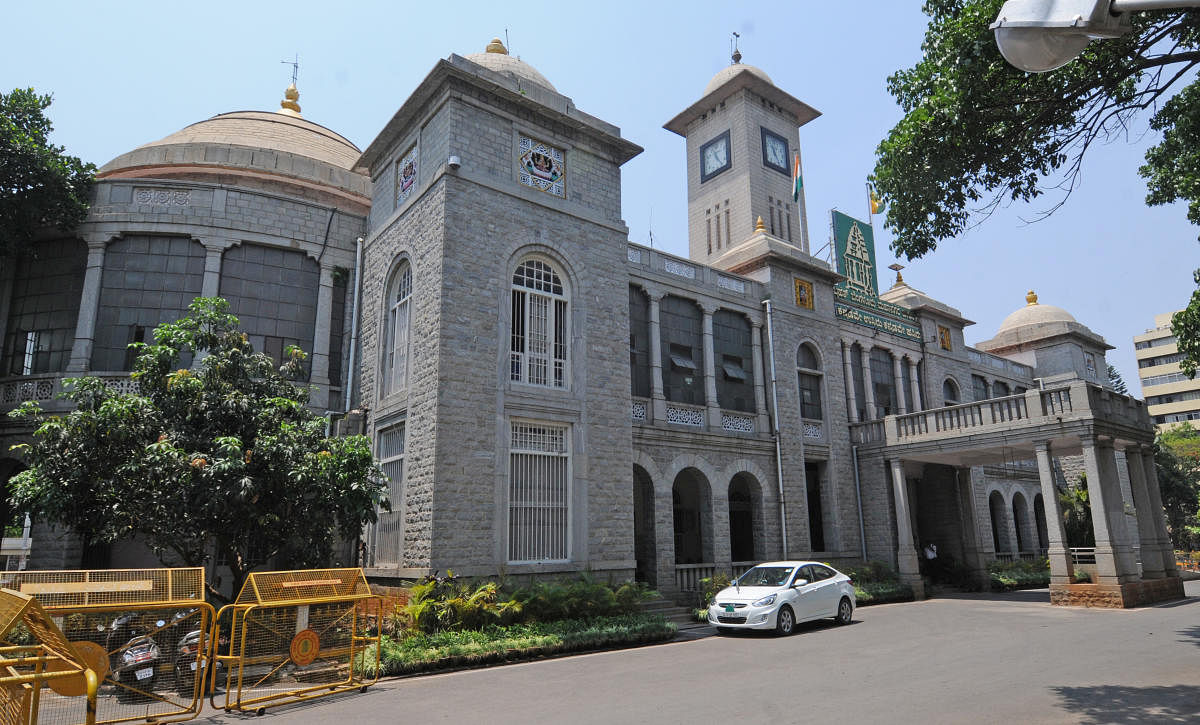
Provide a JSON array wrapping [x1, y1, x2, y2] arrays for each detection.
[[113, 627, 163, 702], [173, 628, 225, 693]]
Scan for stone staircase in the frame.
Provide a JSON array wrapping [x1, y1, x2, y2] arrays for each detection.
[[641, 596, 713, 636]]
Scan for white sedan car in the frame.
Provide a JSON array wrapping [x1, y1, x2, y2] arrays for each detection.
[[707, 561, 856, 635]]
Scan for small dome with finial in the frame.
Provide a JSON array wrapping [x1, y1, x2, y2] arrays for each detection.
[[704, 48, 774, 96], [464, 37, 557, 92], [486, 37, 507, 54], [1026, 289, 1038, 305], [279, 83, 301, 117]]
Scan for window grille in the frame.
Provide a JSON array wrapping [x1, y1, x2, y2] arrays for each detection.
[[797, 343, 823, 420], [382, 262, 413, 396], [373, 422, 406, 565], [510, 260, 568, 389], [508, 422, 569, 562]]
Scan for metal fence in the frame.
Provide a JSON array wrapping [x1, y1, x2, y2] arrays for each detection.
[[0, 570, 209, 725], [211, 569, 380, 716]]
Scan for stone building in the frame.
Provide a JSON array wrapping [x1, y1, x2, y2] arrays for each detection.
[[0, 40, 1181, 607]]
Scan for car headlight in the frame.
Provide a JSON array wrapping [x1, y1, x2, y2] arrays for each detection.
[[752, 594, 777, 607]]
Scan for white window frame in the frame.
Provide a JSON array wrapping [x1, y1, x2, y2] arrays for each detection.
[[371, 421, 406, 566], [796, 343, 824, 421], [507, 420, 571, 563], [381, 261, 413, 398], [509, 258, 569, 389]]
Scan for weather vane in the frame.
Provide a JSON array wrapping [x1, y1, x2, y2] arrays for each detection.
[[731, 32, 741, 64], [281, 54, 299, 86]]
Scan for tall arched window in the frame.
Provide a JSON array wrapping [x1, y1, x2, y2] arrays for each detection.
[[796, 343, 823, 420], [943, 378, 960, 406], [510, 259, 568, 389], [381, 261, 412, 397]]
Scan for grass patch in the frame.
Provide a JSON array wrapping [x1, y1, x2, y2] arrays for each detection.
[[361, 613, 676, 677]]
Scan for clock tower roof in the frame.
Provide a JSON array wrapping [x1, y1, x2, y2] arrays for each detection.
[[664, 58, 820, 136]]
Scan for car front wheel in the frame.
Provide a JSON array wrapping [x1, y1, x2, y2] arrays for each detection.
[[835, 597, 853, 625], [775, 605, 795, 636]]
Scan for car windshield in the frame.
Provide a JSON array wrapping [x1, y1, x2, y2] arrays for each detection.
[[736, 566, 795, 588]]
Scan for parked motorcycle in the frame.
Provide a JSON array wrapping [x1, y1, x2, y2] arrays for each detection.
[[173, 628, 225, 693], [113, 624, 164, 702]]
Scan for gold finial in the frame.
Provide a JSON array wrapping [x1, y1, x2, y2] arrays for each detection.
[[888, 263, 905, 287], [486, 37, 508, 55], [279, 83, 302, 116], [1026, 289, 1038, 305], [754, 216, 765, 233]]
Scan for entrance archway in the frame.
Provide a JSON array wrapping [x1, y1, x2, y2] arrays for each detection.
[[727, 473, 762, 564], [633, 465, 657, 587], [989, 491, 1011, 553], [672, 468, 712, 564], [1012, 492, 1031, 553]]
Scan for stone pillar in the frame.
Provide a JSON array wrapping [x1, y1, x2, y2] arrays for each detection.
[[891, 351, 907, 415], [908, 356, 923, 411], [1034, 442, 1073, 585], [701, 306, 721, 430], [841, 339, 859, 423], [308, 264, 335, 410], [200, 242, 225, 298], [1081, 435, 1139, 584], [648, 294, 666, 422], [750, 321, 769, 433], [66, 237, 109, 372], [859, 345, 876, 420], [1140, 445, 1180, 577], [1124, 447, 1165, 579], [889, 459, 923, 597]]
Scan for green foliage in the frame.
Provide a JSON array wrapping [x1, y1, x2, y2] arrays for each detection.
[[1173, 271, 1200, 379], [404, 573, 521, 634], [1059, 477, 1095, 548], [874, 2, 1200, 259], [507, 573, 656, 623], [988, 558, 1050, 590], [1107, 365, 1129, 395], [0, 88, 95, 256], [1156, 425, 1200, 550], [359, 613, 675, 678], [697, 571, 732, 608], [1072, 569, 1092, 584], [7, 298, 388, 601], [845, 561, 915, 604]]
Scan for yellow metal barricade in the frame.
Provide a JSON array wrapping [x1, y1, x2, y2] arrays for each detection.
[[0, 569, 213, 725], [0, 588, 99, 725], [212, 569, 380, 715]]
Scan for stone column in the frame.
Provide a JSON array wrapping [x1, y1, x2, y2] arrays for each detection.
[[308, 264, 336, 410], [648, 294, 666, 422], [66, 237, 109, 372], [1034, 442, 1073, 585], [1140, 445, 1180, 577], [859, 345, 876, 421], [889, 459, 923, 596], [1081, 435, 1139, 584], [908, 356, 923, 411], [701, 306, 721, 430], [891, 351, 907, 415], [200, 242, 225, 298], [750, 320, 769, 433], [1124, 447, 1165, 579], [841, 339, 859, 423]]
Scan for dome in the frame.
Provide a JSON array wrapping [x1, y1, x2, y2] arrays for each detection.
[[996, 290, 1078, 334], [463, 38, 557, 93], [704, 62, 773, 96]]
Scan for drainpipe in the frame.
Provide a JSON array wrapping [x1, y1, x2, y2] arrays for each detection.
[[762, 299, 789, 557], [345, 237, 364, 415], [852, 445, 867, 560]]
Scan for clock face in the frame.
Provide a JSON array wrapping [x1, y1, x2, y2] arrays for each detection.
[[761, 128, 790, 175], [699, 131, 731, 182]]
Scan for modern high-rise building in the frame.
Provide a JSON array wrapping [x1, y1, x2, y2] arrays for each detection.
[[1134, 312, 1200, 432]]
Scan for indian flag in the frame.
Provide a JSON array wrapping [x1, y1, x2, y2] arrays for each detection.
[[792, 152, 802, 201]]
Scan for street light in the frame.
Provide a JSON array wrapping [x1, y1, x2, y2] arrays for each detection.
[[991, 0, 1199, 72]]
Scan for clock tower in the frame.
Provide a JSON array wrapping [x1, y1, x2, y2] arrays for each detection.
[[665, 52, 820, 268]]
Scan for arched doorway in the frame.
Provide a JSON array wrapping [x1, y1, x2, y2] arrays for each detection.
[[728, 473, 762, 564], [1012, 492, 1030, 553], [988, 491, 1010, 553], [1033, 493, 1049, 552], [672, 468, 712, 565], [633, 465, 657, 587]]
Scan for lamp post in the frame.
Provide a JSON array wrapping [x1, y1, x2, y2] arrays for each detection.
[[991, 0, 1199, 72]]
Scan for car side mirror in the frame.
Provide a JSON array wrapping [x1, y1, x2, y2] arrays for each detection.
[[792, 579, 808, 587]]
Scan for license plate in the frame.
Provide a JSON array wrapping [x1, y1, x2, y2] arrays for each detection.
[[724, 604, 735, 613], [135, 667, 154, 681], [190, 661, 197, 671]]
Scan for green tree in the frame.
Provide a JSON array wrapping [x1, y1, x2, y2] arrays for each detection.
[[1058, 476, 1095, 548], [1107, 364, 1129, 395], [1173, 270, 1200, 378], [8, 298, 388, 601], [874, 2, 1200, 259], [1, 88, 95, 256], [1157, 424, 1200, 550]]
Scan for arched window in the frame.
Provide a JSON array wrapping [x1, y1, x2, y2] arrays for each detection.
[[381, 261, 412, 397], [993, 380, 1011, 397], [796, 343, 823, 420], [510, 259, 568, 389], [943, 378, 960, 406]]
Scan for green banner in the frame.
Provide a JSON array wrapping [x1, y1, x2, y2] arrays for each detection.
[[832, 210, 878, 297]]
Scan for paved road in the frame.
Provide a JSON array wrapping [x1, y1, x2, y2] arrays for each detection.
[[199, 582, 1200, 724]]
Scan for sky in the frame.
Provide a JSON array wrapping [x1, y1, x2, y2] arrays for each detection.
[[3, 0, 1197, 388]]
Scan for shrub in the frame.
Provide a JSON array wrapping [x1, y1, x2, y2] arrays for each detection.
[[697, 572, 732, 608], [988, 558, 1050, 591], [507, 573, 657, 623], [845, 561, 914, 605], [1072, 569, 1092, 583], [404, 573, 521, 634]]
